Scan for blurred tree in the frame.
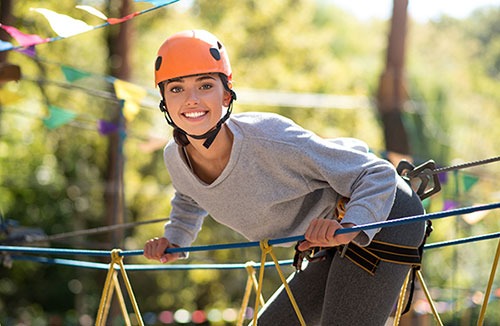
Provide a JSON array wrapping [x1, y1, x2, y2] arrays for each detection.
[[0, 0, 499, 325]]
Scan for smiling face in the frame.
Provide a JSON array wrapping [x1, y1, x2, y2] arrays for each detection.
[[162, 74, 232, 138]]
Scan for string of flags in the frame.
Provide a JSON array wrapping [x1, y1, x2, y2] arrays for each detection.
[[0, 57, 486, 208], [0, 0, 489, 211], [0, 57, 168, 152], [0, 70, 152, 129], [0, 0, 180, 54]]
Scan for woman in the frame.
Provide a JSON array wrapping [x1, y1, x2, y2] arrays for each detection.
[[143, 29, 426, 325]]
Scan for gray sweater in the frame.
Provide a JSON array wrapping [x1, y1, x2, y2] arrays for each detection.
[[163, 112, 397, 248]]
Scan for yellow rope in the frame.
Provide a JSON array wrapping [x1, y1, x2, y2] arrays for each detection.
[[96, 251, 120, 325], [416, 271, 443, 326], [393, 269, 411, 326], [477, 239, 500, 326], [101, 271, 115, 324], [95, 249, 144, 326], [237, 262, 265, 326], [113, 272, 131, 326], [115, 249, 144, 326], [251, 240, 306, 326]]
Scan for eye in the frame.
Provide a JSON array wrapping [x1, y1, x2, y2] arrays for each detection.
[[169, 85, 183, 93], [200, 83, 213, 90]]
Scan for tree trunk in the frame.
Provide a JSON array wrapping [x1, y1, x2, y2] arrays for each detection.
[[104, 0, 132, 248], [376, 0, 411, 165]]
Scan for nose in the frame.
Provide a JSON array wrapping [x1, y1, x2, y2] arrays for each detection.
[[185, 88, 200, 106]]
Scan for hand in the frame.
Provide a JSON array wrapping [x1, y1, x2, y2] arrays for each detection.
[[297, 219, 359, 252], [143, 237, 181, 263]]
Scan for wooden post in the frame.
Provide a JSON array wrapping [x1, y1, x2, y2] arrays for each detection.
[[376, 0, 411, 165], [104, 0, 133, 247]]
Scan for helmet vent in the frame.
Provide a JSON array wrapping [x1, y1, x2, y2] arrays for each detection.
[[209, 48, 221, 61], [155, 56, 162, 71]]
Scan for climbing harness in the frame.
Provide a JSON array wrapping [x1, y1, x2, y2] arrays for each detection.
[[293, 159, 440, 318], [2, 157, 498, 324]]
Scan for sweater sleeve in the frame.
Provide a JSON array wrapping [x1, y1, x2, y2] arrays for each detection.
[[300, 135, 398, 245], [163, 191, 207, 248]]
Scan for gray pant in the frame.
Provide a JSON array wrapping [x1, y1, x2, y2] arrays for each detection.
[[257, 177, 426, 326]]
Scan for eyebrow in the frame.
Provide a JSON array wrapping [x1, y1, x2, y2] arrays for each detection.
[[166, 74, 217, 85]]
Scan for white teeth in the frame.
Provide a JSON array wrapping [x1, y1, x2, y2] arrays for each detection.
[[184, 111, 206, 118]]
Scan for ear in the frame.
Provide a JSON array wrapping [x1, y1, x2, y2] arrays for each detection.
[[223, 87, 233, 106]]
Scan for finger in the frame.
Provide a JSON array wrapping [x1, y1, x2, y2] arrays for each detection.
[[312, 219, 333, 245], [297, 240, 313, 252], [306, 219, 324, 243], [334, 224, 359, 245], [324, 221, 341, 245], [143, 239, 156, 259], [144, 237, 169, 261], [307, 219, 343, 247]]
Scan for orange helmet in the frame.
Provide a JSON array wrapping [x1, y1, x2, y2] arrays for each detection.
[[154, 30, 232, 85]]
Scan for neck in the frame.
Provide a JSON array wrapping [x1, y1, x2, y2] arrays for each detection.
[[184, 125, 233, 184], [187, 125, 232, 159]]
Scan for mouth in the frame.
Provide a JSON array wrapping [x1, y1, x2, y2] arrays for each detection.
[[182, 111, 208, 120]]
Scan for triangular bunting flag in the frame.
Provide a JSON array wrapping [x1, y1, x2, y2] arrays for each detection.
[[443, 199, 458, 211], [123, 101, 141, 121], [113, 79, 146, 121], [0, 89, 23, 105], [61, 65, 92, 82], [0, 39, 14, 52], [107, 12, 140, 25], [462, 174, 479, 192], [98, 120, 120, 135], [0, 24, 48, 47], [76, 5, 108, 20], [15, 45, 36, 57], [43, 105, 78, 129], [30, 8, 93, 38]]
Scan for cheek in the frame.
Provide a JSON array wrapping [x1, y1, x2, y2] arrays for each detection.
[[165, 97, 183, 113]]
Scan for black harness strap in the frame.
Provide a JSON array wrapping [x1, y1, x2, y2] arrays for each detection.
[[338, 239, 422, 276], [293, 220, 433, 315]]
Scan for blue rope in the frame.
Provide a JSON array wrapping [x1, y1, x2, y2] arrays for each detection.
[[424, 231, 500, 250], [0, 246, 111, 256], [2, 202, 499, 258], [10, 255, 294, 271], [124, 201, 500, 257], [1, 0, 180, 53], [8, 231, 500, 271]]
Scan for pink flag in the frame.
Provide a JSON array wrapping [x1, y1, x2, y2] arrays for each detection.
[[0, 24, 49, 47]]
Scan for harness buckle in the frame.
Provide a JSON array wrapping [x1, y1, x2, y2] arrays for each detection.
[[293, 243, 330, 272], [396, 159, 441, 200]]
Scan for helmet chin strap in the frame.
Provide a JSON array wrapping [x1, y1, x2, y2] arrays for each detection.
[[159, 96, 234, 149], [177, 105, 232, 149]]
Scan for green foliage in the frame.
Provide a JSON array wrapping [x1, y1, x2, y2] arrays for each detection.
[[0, 0, 499, 325]]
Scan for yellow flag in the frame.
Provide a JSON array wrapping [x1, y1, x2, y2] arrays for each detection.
[[0, 88, 23, 105], [113, 79, 147, 121]]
